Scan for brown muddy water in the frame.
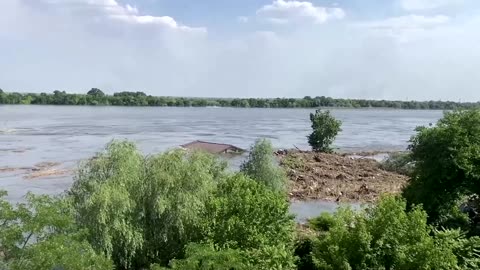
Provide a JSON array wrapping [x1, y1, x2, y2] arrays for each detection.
[[0, 106, 442, 221]]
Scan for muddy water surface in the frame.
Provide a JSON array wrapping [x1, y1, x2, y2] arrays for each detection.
[[1, 106, 441, 218]]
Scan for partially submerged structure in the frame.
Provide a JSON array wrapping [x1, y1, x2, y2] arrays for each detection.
[[180, 140, 245, 154]]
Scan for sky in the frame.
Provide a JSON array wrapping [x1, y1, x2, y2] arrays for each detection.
[[1, 0, 479, 101]]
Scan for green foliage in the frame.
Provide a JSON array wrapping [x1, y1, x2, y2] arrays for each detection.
[[205, 174, 294, 250], [240, 139, 287, 192], [1, 90, 479, 109], [380, 152, 414, 175], [154, 243, 249, 270], [309, 212, 337, 232], [11, 235, 113, 270], [433, 229, 480, 269], [0, 191, 75, 260], [294, 233, 316, 270], [69, 141, 226, 269], [403, 109, 480, 223], [157, 242, 296, 270], [308, 110, 342, 153], [69, 140, 296, 269], [310, 196, 467, 270], [203, 174, 296, 269], [87, 88, 105, 96], [0, 191, 111, 269]]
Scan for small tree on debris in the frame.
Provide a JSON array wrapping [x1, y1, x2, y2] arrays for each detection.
[[308, 109, 342, 153], [240, 139, 287, 193]]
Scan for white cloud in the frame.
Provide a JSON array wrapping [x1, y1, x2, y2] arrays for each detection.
[[22, 0, 206, 33], [400, 0, 463, 11], [356, 14, 450, 42], [256, 0, 345, 25], [237, 16, 249, 23], [360, 14, 450, 29], [1, 0, 480, 101]]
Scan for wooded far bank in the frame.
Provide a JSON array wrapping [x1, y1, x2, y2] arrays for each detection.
[[1, 88, 478, 110]]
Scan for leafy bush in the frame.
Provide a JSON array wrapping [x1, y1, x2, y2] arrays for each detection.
[[203, 174, 296, 269], [152, 243, 249, 270], [11, 235, 113, 270], [0, 191, 76, 260], [294, 232, 316, 270], [69, 141, 226, 269], [240, 139, 287, 192], [307, 110, 342, 153], [309, 195, 476, 270], [403, 109, 480, 223], [157, 242, 296, 270], [0, 191, 111, 269], [380, 152, 414, 175], [434, 229, 480, 269], [308, 212, 337, 232]]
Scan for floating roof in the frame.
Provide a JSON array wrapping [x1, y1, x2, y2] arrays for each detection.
[[180, 140, 245, 154]]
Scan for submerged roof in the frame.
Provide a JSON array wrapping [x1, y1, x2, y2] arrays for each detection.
[[180, 140, 245, 154]]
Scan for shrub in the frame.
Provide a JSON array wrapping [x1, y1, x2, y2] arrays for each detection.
[[157, 172, 297, 269], [153, 243, 249, 270], [403, 109, 480, 223], [158, 243, 296, 270], [240, 139, 287, 192], [294, 232, 316, 270], [307, 110, 342, 153], [0, 191, 111, 270], [205, 174, 295, 253], [0, 191, 76, 261], [11, 235, 113, 270], [201, 174, 296, 269], [310, 196, 468, 270]]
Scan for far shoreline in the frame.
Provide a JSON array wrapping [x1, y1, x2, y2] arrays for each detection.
[[1, 89, 477, 110]]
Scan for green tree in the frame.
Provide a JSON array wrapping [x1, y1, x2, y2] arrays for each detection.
[[0, 191, 111, 269], [69, 141, 226, 269], [310, 196, 474, 270], [240, 139, 287, 192], [0, 191, 75, 260], [203, 174, 296, 269], [87, 88, 105, 96], [403, 109, 480, 223], [307, 109, 342, 153], [11, 235, 113, 270]]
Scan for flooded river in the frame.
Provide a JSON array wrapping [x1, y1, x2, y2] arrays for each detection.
[[0, 106, 442, 219]]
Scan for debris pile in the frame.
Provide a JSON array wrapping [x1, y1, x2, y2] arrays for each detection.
[[279, 151, 408, 202]]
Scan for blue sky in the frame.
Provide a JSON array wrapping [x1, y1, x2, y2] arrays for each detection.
[[1, 0, 479, 100]]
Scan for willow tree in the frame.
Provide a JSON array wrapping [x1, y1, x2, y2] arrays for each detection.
[[69, 141, 227, 269]]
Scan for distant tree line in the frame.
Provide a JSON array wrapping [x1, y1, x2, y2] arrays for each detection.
[[0, 88, 478, 109]]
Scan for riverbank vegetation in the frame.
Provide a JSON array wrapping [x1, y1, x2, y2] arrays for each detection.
[[1, 109, 480, 269], [1, 88, 479, 109]]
